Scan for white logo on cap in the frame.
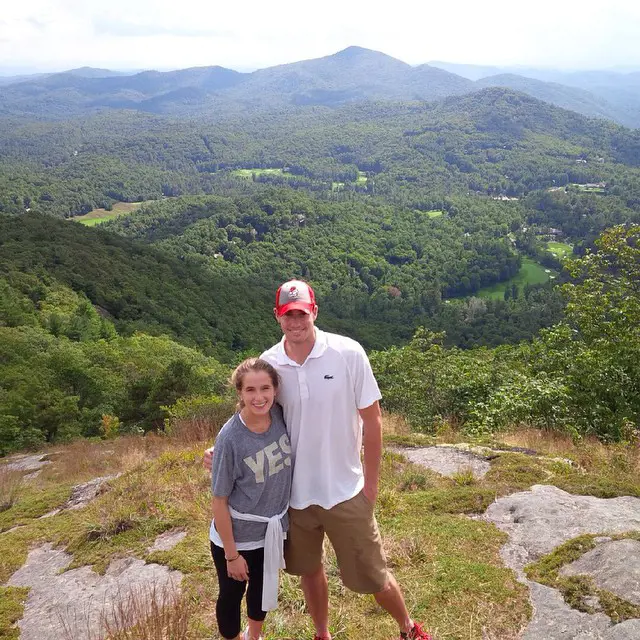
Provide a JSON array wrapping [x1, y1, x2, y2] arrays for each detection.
[[288, 286, 300, 300]]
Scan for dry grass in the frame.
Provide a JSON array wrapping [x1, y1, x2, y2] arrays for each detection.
[[382, 411, 412, 436], [59, 583, 190, 640], [11, 416, 640, 639], [0, 467, 23, 512], [501, 427, 640, 477], [40, 435, 178, 486], [165, 403, 232, 445], [383, 533, 432, 569]]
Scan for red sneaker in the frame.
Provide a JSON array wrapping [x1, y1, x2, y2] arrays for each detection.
[[400, 622, 433, 639]]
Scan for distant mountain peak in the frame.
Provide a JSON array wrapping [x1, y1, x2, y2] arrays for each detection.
[[331, 46, 405, 63], [334, 46, 375, 57]]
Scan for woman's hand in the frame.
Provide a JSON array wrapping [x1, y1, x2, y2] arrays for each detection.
[[203, 446, 214, 472], [227, 555, 249, 581]]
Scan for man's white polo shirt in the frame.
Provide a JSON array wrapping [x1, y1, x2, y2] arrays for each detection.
[[261, 328, 382, 510]]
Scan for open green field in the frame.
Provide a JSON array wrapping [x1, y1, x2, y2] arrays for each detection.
[[426, 210, 444, 218], [73, 202, 142, 226], [231, 168, 286, 179], [547, 241, 573, 260], [476, 257, 553, 300], [572, 184, 605, 194], [356, 171, 368, 185]]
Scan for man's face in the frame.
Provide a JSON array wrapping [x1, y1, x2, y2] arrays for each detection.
[[276, 307, 318, 344]]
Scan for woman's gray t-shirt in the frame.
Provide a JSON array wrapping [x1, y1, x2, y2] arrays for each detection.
[[210, 404, 292, 545]]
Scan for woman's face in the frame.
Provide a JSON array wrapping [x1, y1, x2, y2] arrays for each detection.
[[239, 370, 276, 418]]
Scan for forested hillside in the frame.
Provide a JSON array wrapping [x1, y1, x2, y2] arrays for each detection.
[[2, 55, 640, 454], [2, 88, 640, 223]]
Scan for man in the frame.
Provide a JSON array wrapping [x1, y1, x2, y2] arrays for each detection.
[[206, 280, 432, 640]]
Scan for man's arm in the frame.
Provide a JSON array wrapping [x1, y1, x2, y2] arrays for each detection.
[[360, 400, 382, 505]]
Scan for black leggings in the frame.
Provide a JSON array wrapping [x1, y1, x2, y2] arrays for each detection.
[[211, 542, 266, 639]]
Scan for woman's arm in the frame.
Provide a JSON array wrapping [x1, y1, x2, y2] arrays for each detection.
[[212, 496, 249, 581]]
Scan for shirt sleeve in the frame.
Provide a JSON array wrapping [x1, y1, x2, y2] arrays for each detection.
[[347, 340, 382, 410], [211, 430, 237, 498]]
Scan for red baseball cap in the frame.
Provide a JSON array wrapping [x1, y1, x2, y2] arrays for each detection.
[[275, 280, 316, 317]]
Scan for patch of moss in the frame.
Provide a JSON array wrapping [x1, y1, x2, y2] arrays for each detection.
[[554, 475, 640, 499], [484, 453, 550, 491], [0, 483, 73, 532], [404, 486, 497, 514], [0, 586, 29, 640], [526, 533, 640, 622], [383, 433, 437, 448], [146, 529, 211, 574]]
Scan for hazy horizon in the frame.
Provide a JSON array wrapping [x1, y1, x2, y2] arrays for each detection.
[[2, 50, 640, 79], [2, 0, 640, 76]]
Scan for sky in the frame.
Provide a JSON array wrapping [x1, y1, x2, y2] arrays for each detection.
[[2, 0, 640, 75]]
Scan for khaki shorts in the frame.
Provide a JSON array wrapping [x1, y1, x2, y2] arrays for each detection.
[[284, 490, 389, 594]]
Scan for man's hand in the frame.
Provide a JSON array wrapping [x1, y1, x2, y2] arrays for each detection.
[[360, 401, 382, 508], [203, 446, 214, 472], [362, 482, 378, 505]]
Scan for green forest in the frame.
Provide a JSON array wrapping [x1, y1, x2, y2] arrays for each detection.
[[1, 81, 640, 454]]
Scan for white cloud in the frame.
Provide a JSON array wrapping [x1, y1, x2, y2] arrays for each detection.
[[1, 0, 639, 73]]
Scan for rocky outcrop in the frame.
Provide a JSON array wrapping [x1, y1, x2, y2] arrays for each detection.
[[394, 447, 640, 640], [5, 544, 183, 640]]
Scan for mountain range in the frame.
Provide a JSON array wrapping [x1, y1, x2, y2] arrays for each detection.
[[1, 46, 639, 127]]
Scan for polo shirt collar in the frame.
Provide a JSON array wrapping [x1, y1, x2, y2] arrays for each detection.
[[275, 328, 328, 366]]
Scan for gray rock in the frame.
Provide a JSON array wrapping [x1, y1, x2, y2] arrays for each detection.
[[65, 475, 120, 511], [40, 474, 120, 518], [482, 486, 640, 639], [583, 596, 603, 611], [5, 543, 183, 640], [522, 582, 612, 639], [560, 539, 640, 605], [483, 485, 640, 574], [605, 619, 640, 638], [147, 529, 187, 553], [391, 446, 491, 479], [2, 454, 51, 473]]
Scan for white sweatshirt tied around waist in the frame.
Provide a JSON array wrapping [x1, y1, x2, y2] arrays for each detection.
[[228, 505, 288, 611]]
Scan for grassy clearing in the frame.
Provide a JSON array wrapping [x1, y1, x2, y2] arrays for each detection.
[[426, 210, 444, 218], [231, 168, 286, 179], [72, 201, 142, 226], [547, 241, 573, 260], [571, 184, 606, 194], [476, 257, 552, 300], [2, 416, 639, 638], [356, 171, 368, 185]]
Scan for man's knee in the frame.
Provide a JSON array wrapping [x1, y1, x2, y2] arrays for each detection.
[[300, 563, 327, 582], [341, 568, 390, 594]]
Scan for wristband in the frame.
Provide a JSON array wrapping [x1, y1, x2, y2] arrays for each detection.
[[225, 553, 240, 562]]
